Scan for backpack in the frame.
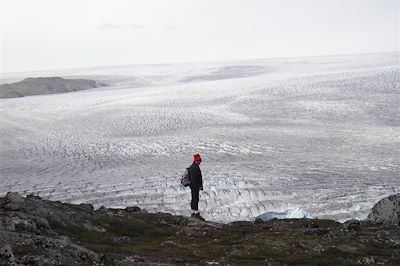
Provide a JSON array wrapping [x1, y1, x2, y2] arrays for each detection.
[[180, 168, 190, 187]]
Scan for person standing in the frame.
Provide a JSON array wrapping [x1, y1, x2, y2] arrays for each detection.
[[188, 153, 205, 221]]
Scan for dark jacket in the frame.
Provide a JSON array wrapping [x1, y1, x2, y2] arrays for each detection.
[[188, 163, 203, 190]]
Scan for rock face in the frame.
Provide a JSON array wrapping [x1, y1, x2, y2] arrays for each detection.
[[367, 194, 400, 226], [0, 192, 25, 211], [0, 77, 107, 98], [0, 244, 15, 265], [1, 192, 399, 265]]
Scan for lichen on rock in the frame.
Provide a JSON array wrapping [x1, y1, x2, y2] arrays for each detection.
[[367, 194, 400, 226]]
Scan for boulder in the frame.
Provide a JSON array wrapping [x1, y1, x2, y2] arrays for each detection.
[[83, 221, 106, 232], [0, 244, 15, 264], [367, 194, 400, 226], [33, 217, 51, 230], [343, 219, 360, 231], [8, 217, 38, 233], [77, 203, 95, 213], [1, 192, 25, 211], [125, 206, 141, 213], [112, 236, 132, 244]]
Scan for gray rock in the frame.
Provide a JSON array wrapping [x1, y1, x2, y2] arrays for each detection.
[[58, 235, 72, 245], [83, 221, 106, 232], [4, 216, 38, 233], [360, 256, 375, 265], [101, 254, 115, 266], [1, 192, 25, 211], [33, 217, 51, 230], [26, 194, 42, 200], [312, 243, 324, 253], [0, 244, 15, 264], [367, 194, 400, 226], [125, 206, 141, 213], [133, 263, 176, 266], [112, 236, 132, 244], [15, 219, 38, 233], [343, 219, 360, 231], [171, 215, 189, 225], [77, 203, 95, 213], [303, 228, 330, 236], [72, 246, 99, 262]]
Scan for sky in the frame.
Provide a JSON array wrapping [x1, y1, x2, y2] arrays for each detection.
[[0, 0, 399, 73]]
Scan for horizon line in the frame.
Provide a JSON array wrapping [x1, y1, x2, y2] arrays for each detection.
[[1, 50, 398, 75]]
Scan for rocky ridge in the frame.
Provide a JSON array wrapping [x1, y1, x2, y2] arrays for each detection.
[[367, 194, 400, 226], [0, 77, 107, 98], [0, 192, 399, 265]]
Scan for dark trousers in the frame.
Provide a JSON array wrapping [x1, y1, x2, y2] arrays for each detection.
[[190, 188, 199, 211]]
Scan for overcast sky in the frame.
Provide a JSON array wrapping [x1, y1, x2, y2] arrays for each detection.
[[1, 0, 399, 73]]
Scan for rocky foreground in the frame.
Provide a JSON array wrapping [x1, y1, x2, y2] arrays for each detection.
[[0, 193, 399, 266], [0, 77, 107, 98]]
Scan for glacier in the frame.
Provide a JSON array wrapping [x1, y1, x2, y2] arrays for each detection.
[[0, 52, 399, 222], [256, 208, 312, 221]]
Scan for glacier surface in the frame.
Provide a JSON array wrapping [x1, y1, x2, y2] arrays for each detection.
[[256, 208, 312, 221], [1, 52, 399, 222]]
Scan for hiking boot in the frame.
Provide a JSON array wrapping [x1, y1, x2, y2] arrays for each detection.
[[190, 212, 205, 221], [195, 213, 205, 221]]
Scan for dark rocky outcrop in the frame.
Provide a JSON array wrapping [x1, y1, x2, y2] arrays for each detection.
[[1, 192, 399, 265], [0, 77, 107, 98], [0, 192, 25, 211], [367, 193, 400, 226]]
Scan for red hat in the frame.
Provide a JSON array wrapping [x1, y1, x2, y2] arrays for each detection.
[[193, 153, 202, 162]]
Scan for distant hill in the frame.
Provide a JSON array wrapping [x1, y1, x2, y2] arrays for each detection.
[[0, 77, 107, 99]]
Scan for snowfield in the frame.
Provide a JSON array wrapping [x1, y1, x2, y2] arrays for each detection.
[[1, 52, 399, 222]]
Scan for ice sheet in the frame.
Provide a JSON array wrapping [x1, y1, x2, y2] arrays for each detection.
[[1, 52, 399, 222]]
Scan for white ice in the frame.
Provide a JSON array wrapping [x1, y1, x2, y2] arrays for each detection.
[[1, 52, 399, 222], [256, 207, 312, 221]]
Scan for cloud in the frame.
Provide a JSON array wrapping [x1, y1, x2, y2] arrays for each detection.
[[99, 22, 146, 30]]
